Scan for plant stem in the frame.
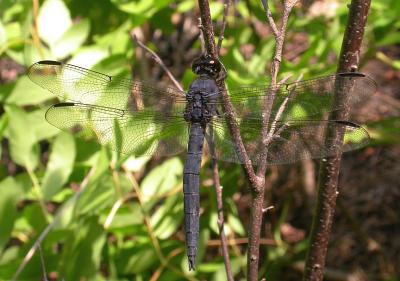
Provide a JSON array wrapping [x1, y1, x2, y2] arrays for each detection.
[[303, 1, 372, 280]]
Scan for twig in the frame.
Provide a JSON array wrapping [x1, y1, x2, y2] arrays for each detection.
[[303, 1, 372, 280], [211, 160, 234, 281], [130, 33, 183, 91], [264, 74, 303, 145], [260, 0, 279, 37], [257, 0, 299, 176], [217, 0, 231, 55], [38, 244, 48, 281], [12, 167, 96, 281]]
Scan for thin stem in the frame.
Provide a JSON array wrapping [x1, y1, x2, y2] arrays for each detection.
[[260, 0, 279, 37], [130, 33, 183, 91], [209, 138, 234, 280], [246, 1, 298, 280], [38, 244, 48, 281]]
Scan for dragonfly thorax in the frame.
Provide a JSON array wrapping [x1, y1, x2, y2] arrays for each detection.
[[184, 77, 219, 124]]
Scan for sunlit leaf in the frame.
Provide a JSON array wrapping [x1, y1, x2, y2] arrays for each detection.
[[61, 218, 106, 280], [53, 19, 91, 59], [5, 105, 39, 170], [38, 0, 72, 47], [0, 20, 6, 47], [140, 157, 183, 201], [42, 132, 76, 200], [68, 46, 109, 68], [114, 242, 157, 274], [6, 76, 53, 106], [151, 194, 183, 239], [0, 177, 23, 251]]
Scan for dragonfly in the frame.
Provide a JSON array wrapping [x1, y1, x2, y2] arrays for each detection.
[[28, 57, 376, 270]]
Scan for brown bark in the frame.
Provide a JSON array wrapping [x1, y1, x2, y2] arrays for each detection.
[[303, 1, 372, 280]]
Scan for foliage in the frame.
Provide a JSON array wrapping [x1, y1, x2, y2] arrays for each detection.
[[0, 0, 399, 280]]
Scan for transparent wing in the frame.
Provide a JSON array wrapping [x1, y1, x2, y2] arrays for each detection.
[[224, 73, 377, 121], [27, 60, 187, 111], [205, 118, 370, 165], [45, 102, 189, 156]]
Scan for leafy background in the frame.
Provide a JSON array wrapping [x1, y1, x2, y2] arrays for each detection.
[[0, 0, 399, 280]]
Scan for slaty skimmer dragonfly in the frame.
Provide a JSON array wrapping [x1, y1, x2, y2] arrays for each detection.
[[28, 57, 376, 270]]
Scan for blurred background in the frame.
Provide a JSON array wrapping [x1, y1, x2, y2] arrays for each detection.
[[0, 0, 399, 280]]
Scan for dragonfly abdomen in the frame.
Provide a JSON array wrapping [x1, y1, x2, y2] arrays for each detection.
[[183, 122, 205, 270]]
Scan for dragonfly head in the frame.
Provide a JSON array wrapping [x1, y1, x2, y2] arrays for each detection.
[[192, 54, 221, 78]]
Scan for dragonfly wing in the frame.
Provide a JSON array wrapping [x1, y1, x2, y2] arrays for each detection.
[[27, 60, 187, 110], [45, 102, 189, 157], [205, 117, 369, 165], [205, 117, 264, 164], [265, 120, 369, 164], [224, 73, 377, 121]]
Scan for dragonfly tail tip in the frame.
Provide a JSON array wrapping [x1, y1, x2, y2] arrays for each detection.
[[188, 256, 196, 271]]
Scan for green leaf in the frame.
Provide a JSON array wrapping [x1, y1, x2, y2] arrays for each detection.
[[69, 46, 109, 68], [111, 0, 174, 16], [5, 105, 39, 170], [0, 20, 6, 47], [114, 242, 157, 274], [367, 118, 400, 145], [26, 108, 60, 141], [38, 0, 72, 47], [101, 203, 144, 230], [61, 217, 106, 280], [140, 157, 183, 201], [151, 194, 183, 239], [0, 177, 23, 251], [6, 76, 54, 106], [42, 133, 76, 200], [228, 213, 245, 236], [53, 19, 91, 59]]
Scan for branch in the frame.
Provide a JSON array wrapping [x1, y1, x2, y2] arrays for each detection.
[[208, 127, 234, 280], [212, 159, 234, 281], [303, 1, 372, 280], [130, 33, 183, 91], [246, 1, 298, 280], [197, 0, 258, 188]]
